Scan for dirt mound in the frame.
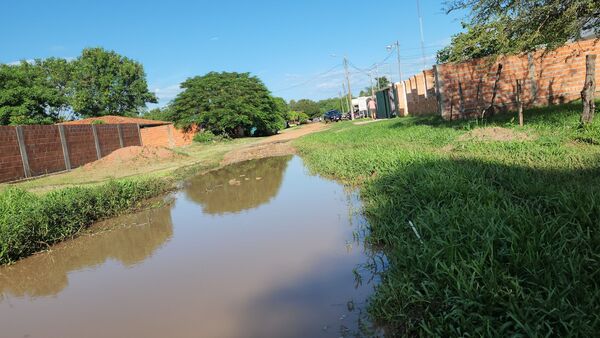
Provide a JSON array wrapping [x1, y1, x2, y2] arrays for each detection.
[[459, 127, 534, 142], [84, 146, 184, 171]]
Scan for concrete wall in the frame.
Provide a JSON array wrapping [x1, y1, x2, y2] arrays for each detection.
[[435, 38, 600, 119], [0, 124, 141, 183]]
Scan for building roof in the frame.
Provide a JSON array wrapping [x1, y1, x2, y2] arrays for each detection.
[[59, 116, 172, 127]]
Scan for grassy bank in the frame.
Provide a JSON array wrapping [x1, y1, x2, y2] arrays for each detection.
[[295, 102, 600, 336], [0, 179, 169, 265]]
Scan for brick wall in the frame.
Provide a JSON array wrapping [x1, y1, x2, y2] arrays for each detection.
[[21, 125, 66, 177], [435, 38, 600, 119], [394, 69, 438, 116], [0, 126, 24, 183], [0, 124, 142, 183], [140, 124, 196, 147]]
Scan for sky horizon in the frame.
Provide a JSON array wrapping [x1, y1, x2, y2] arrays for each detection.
[[1, 0, 465, 107]]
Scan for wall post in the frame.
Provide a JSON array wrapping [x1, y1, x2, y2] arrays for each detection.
[[91, 125, 102, 159], [167, 125, 175, 147], [433, 64, 445, 118], [15, 126, 31, 178], [527, 52, 538, 104], [58, 125, 71, 170], [137, 124, 143, 146], [117, 124, 124, 148]]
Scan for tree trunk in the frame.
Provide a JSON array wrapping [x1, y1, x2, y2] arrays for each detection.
[[516, 79, 524, 127], [483, 64, 503, 118], [581, 54, 597, 125]]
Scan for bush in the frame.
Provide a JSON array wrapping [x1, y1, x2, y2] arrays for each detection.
[[0, 179, 168, 264], [193, 130, 230, 144]]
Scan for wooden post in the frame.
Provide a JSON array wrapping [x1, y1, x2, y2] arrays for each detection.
[[15, 126, 31, 178], [58, 125, 71, 170], [581, 54, 597, 125], [91, 125, 102, 159], [137, 124, 143, 146], [484, 64, 503, 118], [516, 79, 524, 127]]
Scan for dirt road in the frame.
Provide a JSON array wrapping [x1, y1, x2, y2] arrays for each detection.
[[221, 123, 327, 165]]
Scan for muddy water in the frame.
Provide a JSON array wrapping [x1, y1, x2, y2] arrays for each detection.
[[0, 156, 380, 338]]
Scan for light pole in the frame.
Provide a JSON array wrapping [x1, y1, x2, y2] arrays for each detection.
[[387, 41, 408, 116]]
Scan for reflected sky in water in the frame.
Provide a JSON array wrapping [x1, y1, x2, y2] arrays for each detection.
[[0, 156, 380, 338]]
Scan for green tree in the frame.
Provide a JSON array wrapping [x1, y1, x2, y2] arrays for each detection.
[[142, 106, 174, 122], [442, 0, 600, 61], [359, 77, 390, 96], [170, 72, 284, 137], [0, 60, 70, 125], [289, 99, 321, 118], [70, 47, 157, 117]]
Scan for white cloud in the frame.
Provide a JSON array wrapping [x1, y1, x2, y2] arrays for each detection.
[[5, 59, 34, 65], [153, 83, 183, 103]]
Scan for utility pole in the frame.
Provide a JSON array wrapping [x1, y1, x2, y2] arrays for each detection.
[[416, 0, 427, 69], [343, 57, 355, 120], [374, 64, 380, 91], [394, 41, 409, 116], [342, 83, 350, 114], [369, 72, 375, 98], [338, 91, 344, 112]]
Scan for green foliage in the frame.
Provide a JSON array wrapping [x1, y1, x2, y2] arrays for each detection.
[[170, 72, 284, 137], [0, 179, 168, 264], [295, 101, 600, 336], [289, 99, 321, 118], [192, 130, 230, 144], [286, 111, 309, 125], [0, 59, 71, 125], [316, 97, 343, 114], [359, 77, 389, 96], [70, 47, 157, 117], [142, 107, 174, 122], [442, 0, 600, 61]]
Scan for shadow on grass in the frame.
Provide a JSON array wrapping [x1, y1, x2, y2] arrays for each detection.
[[363, 155, 600, 336]]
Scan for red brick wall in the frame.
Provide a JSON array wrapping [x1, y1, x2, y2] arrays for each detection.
[[121, 124, 141, 147], [0, 123, 143, 183], [21, 125, 67, 176], [394, 69, 438, 116], [95, 124, 121, 157], [64, 125, 98, 168], [436, 38, 600, 119], [141, 124, 196, 147], [0, 126, 25, 182]]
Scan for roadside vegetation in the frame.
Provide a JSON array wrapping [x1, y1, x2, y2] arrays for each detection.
[[0, 179, 168, 265], [294, 101, 600, 336]]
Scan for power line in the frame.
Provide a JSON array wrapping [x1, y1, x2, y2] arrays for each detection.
[[272, 63, 343, 93]]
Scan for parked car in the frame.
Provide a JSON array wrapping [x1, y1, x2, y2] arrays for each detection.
[[324, 110, 342, 123]]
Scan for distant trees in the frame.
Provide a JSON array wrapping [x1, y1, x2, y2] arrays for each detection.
[[0, 48, 157, 125], [289, 99, 321, 118], [169, 72, 285, 137], [439, 0, 600, 62], [359, 77, 390, 96]]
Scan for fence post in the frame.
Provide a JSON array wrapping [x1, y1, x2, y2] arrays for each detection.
[[58, 125, 71, 170], [581, 54, 597, 125], [137, 124, 143, 146], [433, 64, 445, 118], [402, 81, 409, 116], [527, 52, 538, 103], [458, 81, 465, 119], [91, 125, 102, 159], [15, 126, 31, 178], [117, 124, 124, 148], [516, 79, 524, 127], [422, 71, 428, 99], [167, 125, 175, 147]]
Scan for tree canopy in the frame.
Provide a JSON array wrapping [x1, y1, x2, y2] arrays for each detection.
[[289, 99, 321, 118], [439, 0, 600, 62], [0, 60, 70, 125], [169, 72, 285, 137], [359, 77, 390, 96], [70, 47, 157, 117]]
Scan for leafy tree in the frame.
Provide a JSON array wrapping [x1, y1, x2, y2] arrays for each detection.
[[316, 97, 343, 114], [70, 47, 157, 117], [289, 99, 321, 118], [442, 0, 600, 61], [170, 72, 284, 137], [142, 106, 174, 122], [0, 60, 70, 125], [359, 77, 390, 96]]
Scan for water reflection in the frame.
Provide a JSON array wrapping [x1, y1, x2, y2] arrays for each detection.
[[0, 156, 381, 338], [184, 155, 290, 214], [0, 206, 173, 298]]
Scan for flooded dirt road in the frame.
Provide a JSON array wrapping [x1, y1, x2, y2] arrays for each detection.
[[0, 156, 380, 338]]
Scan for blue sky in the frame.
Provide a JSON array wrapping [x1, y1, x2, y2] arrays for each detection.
[[1, 0, 465, 107]]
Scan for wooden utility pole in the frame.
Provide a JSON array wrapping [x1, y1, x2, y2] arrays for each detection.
[[516, 79, 524, 127], [343, 57, 355, 120], [581, 54, 596, 125], [338, 91, 345, 113]]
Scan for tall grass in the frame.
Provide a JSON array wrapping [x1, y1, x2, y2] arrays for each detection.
[[0, 179, 168, 265], [295, 101, 600, 336]]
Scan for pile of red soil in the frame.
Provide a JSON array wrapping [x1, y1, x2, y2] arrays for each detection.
[[83, 146, 184, 171]]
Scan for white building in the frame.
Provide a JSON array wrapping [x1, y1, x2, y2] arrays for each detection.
[[351, 97, 371, 117]]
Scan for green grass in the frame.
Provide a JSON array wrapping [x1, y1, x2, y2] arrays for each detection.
[[0, 178, 169, 265], [295, 101, 600, 336]]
